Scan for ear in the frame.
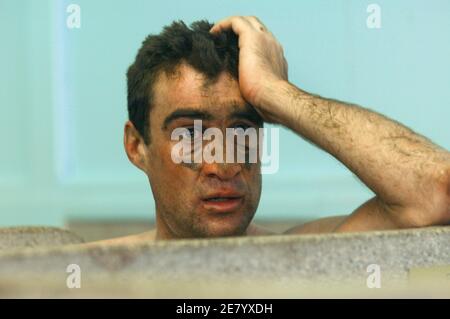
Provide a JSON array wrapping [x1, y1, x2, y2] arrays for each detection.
[[124, 121, 148, 172]]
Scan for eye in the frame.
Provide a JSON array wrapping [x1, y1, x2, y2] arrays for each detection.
[[230, 123, 258, 152], [181, 126, 203, 140]]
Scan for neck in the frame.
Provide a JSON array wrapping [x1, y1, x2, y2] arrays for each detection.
[[154, 213, 177, 240]]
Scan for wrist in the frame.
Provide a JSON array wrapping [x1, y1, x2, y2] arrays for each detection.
[[258, 80, 312, 126], [256, 79, 290, 108], [253, 80, 292, 123]]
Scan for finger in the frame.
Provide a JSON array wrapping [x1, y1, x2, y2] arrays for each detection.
[[245, 16, 268, 32], [209, 16, 252, 35]]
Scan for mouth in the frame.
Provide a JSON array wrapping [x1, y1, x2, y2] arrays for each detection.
[[201, 192, 244, 213]]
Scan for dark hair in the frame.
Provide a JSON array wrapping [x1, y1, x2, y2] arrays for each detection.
[[126, 20, 239, 143]]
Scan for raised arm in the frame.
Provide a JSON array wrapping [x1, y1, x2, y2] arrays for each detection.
[[211, 16, 450, 232]]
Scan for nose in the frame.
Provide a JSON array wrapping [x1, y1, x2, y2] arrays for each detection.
[[202, 162, 242, 181]]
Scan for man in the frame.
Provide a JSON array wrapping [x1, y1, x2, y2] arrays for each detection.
[[101, 16, 449, 243]]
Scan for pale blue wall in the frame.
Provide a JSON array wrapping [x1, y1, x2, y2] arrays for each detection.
[[1, 0, 449, 226]]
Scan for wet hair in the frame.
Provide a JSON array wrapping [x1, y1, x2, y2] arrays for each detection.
[[126, 20, 239, 143]]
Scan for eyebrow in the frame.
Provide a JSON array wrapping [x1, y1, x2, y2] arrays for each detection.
[[161, 104, 264, 130], [162, 108, 214, 129]]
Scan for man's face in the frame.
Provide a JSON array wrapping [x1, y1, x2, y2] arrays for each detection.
[[141, 64, 262, 238]]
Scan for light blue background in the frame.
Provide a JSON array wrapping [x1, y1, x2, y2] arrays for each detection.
[[1, 0, 449, 226]]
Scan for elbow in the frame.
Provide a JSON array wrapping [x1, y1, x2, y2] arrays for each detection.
[[402, 164, 450, 228], [442, 165, 450, 223], [424, 164, 450, 226]]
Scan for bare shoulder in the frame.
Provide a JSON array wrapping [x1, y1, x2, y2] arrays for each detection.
[[283, 215, 348, 235], [82, 229, 157, 246], [77, 217, 350, 246], [245, 223, 277, 236]]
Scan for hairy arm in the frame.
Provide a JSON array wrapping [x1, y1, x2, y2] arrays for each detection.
[[266, 81, 450, 231]]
